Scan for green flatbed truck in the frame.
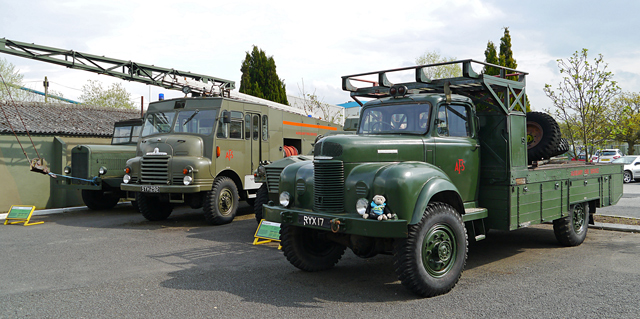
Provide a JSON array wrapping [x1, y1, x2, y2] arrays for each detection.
[[260, 60, 623, 297]]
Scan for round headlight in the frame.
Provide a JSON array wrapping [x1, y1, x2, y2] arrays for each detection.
[[98, 166, 107, 175], [257, 165, 266, 178], [64, 166, 71, 174], [356, 198, 368, 215], [123, 174, 131, 184], [183, 175, 193, 186], [279, 191, 291, 207]]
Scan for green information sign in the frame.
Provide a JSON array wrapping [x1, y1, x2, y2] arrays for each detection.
[[255, 220, 281, 240], [4, 205, 43, 226]]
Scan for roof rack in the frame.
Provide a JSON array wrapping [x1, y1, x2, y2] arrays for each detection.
[[341, 59, 528, 114]]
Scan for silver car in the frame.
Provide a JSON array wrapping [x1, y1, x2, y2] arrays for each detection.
[[592, 149, 624, 163], [612, 155, 640, 183]]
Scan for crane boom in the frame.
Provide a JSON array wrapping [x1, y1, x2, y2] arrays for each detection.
[[0, 38, 235, 97]]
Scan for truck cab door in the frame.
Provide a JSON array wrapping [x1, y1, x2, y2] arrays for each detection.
[[433, 103, 480, 203], [243, 113, 263, 191]]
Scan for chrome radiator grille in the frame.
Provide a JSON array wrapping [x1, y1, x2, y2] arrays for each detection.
[[140, 156, 170, 184], [313, 160, 344, 213]]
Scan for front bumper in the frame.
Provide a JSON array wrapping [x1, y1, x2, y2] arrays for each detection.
[[263, 204, 408, 238], [120, 183, 212, 193]]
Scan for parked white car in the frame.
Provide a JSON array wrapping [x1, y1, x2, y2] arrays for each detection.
[[592, 149, 624, 163], [612, 155, 640, 183]]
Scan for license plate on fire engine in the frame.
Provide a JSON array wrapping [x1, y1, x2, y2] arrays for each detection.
[[141, 185, 160, 193], [298, 214, 331, 229]]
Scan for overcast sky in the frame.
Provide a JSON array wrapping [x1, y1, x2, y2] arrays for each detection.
[[2, 0, 639, 112]]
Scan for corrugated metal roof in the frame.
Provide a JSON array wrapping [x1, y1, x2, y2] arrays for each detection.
[[0, 101, 140, 137]]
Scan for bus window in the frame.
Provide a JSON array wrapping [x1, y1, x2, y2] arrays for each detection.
[[245, 114, 251, 140], [252, 114, 260, 141], [262, 115, 268, 141]]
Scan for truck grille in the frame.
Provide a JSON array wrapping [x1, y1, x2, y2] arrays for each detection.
[[141, 156, 170, 184], [71, 152, 89, 179], [314, 141, 343, 157], [313, 160, 344, 213], [265, 166, 283, 193]]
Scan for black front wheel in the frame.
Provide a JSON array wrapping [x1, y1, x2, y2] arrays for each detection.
[[136, 192, 172, 221], [82, 189, 120, 210], [553, 202, 589, 247], [253, 184, 269, 223], [203, 176, 239, 225], [280, 225, 346, 272], [393, 202, 468, 297]]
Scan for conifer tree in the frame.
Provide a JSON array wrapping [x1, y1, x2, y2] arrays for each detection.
[[499, 27, 517, 71], [483, 41, 500, 75], [240, 46, 289, 105]]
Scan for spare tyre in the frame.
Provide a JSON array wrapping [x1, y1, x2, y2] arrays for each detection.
[[551, 138, 570, 158], [527, 112, 562, 162]]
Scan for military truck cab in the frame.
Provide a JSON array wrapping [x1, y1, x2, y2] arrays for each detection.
[[262, 60, 623, 297], [121, 96, 340, 225], [65, 118, 142, 210]]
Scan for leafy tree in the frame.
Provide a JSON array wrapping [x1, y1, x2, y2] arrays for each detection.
[[544, 49, 620, 162], [240, 46, 289, 105], [296, 79, 343, 125], [0, 58, 66, 103], [79, 79, 135, 109], [610, 92, 640, 155], [414, 51, 461, 79]]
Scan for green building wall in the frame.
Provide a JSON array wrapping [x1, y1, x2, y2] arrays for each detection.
[[0, 134, 111, 213]]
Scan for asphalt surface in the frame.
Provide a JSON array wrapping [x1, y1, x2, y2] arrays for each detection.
[[597, 180, 640, 219], [1, 201, 640, 318]]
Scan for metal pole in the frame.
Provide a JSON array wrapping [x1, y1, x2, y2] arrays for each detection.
[[43, 76, 49, 103], [140, 96, 144, 117]]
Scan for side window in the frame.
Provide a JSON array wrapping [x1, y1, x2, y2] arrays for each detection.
[[229, 111, 243, 139], [437, 106, 448, 136], [437, 105, 470, 137], [131, 125, 142, 143], [447, 105, 469, 137], [252, 114, 260, 141], [245, 115, 251, 140], [262, 115, 268, 141], [216, 110, 228, 138]]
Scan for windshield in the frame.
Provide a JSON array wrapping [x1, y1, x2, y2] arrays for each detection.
[[111, 124, 142, 144], [612, 156, 637, 164], [141, 111, 176, 137], [174, 109, 217, 135], [601, 150, 618, 156], [358, 103, 431, 134]]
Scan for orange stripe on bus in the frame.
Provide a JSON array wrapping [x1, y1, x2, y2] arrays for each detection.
[[283, 121, 338, 131]]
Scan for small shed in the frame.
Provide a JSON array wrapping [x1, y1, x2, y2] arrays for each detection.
[[0, 101, 140, 212]]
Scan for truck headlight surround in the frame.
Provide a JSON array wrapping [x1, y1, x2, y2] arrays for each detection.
[[64, 166, 71, 174], [123, 174, 131, 184], [183, 175, 193, 185], [279, 191, 291, 207], [356, 198, 368, 215], [98, 166, 107, 176]]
